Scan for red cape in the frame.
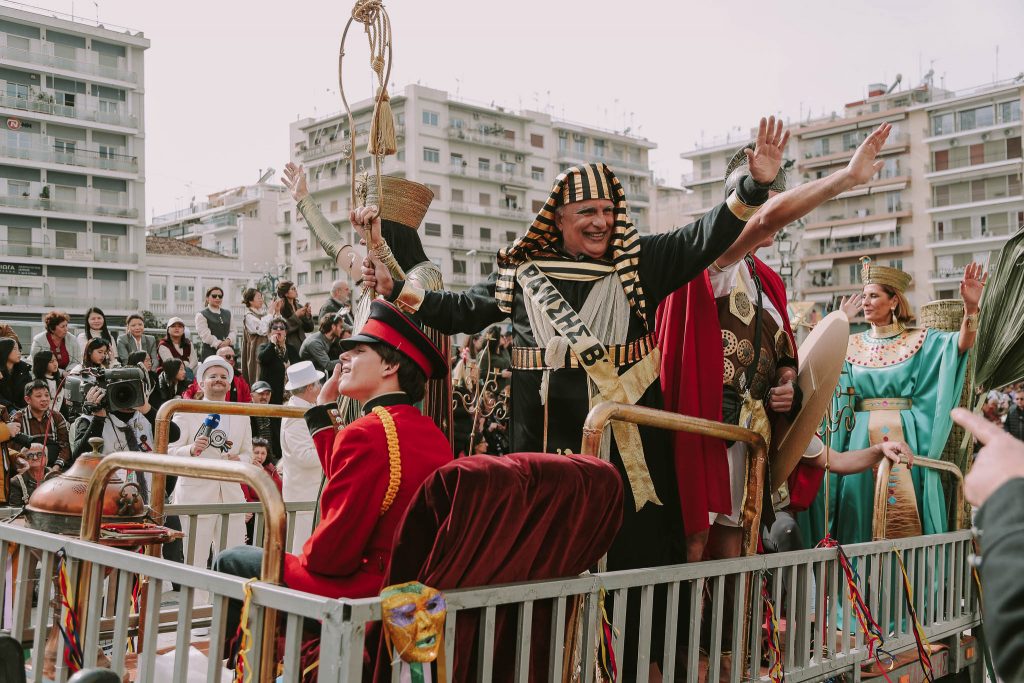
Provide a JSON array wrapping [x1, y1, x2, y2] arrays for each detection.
[[656, 256, 814, 535]]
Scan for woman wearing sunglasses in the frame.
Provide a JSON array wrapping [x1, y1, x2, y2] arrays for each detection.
[[195, 286, 235, 361]]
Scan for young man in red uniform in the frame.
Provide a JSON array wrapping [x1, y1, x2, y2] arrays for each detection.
[[213, 300, 451, 639]]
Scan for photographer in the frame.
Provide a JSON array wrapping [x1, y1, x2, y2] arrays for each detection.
[[69, 373, 153, 497], [8, 443, 48, 507], [11, 380, 70, 472]]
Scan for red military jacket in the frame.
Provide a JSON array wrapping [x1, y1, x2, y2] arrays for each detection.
[[283, 392, 453, 599]]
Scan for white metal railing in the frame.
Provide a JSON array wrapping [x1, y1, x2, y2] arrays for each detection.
[[0, 141, 137, 173], [0, 43, 136, 83], [0, 512, 982, 683], [0, 91, 138, 129]]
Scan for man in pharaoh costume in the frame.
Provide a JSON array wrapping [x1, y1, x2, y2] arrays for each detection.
[[282, 162, 452, 442], [361, 116, 790, 680], [803, 258, 984, 545]]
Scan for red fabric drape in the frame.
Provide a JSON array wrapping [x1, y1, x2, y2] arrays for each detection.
[[655, 257, 805, 535], [371, 452, 623, 683]]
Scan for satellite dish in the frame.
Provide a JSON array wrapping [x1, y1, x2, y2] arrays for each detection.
[[886, 73, 903, 94], [257, 167, 276, 184]]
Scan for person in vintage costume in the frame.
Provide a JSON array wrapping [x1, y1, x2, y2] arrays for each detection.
[[213, 300, 451, 656], [281, 162, 452, 442], [362, 117, 790, 680], [657, 123, 894, 559], [195, 286, 234, 361], [802, 259, 985, 545]]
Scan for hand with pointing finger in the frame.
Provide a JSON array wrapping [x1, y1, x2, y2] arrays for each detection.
[[953, 407, 1024, 507]]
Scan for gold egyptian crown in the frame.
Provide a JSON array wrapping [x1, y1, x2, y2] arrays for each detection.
[[860, 257, 911, 292], [355, 173, 434, 230]]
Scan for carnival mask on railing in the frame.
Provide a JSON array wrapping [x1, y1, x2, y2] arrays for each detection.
[[381, 581, 448, 676]]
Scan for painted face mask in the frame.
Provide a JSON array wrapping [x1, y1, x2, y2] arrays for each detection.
[[380, 581, 447, 663]]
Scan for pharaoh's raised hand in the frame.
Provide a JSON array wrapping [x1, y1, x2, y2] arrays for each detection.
[[743, 116, 791, 184], [960, 261, 988, 314], [844, 123, 892, 186], [281, 162, 309, 203]]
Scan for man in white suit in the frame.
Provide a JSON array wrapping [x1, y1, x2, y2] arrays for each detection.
[[167, 355, 253, 607], [279, 361, 324, 553]]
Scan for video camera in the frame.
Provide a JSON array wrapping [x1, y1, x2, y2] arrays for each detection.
[[66, 366, 147, 413]]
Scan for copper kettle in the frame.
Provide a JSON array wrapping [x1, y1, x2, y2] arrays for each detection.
[[25, 437, 147, 536]]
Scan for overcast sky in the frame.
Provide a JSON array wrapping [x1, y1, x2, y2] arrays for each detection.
[[8, 0, 1024, 218]]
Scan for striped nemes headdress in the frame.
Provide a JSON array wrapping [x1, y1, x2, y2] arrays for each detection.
[[495, 163, 649, 325]]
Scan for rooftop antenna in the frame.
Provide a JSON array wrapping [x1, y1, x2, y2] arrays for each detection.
[[885, 73, 902, 94], [257, 168, 275, 184]]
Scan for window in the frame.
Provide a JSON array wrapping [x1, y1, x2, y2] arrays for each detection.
[[296, 238, 308, 253], [505, 231, 517, 243], [503, 194, 519, 209], [426, 183, 441, 197], [932, 149, 949, 172], [480, 262, 493, 276], [452, 224, 464, 238], [881, 157, 899, 178], [701, 186, 712, 205], [931, 112, 954, 136], [593, 139, 606, 158], [531, 166, 544, 181], [531, 133, 544, 148], [99, 235, 119, 252], [451, 189, 464, 202], [174, 283, 194, 302], [573, 136, 586, 155], [451, 118, 464, 129], [450, 153, 464, 169], [284, 210, 291, 225], [314, 270, 323, 285], [479, 192, 491, 206], [329, 200, 338, 214], [297, 272, 308, 286], [54, 231, 77, 249], [7, 179, 29, 197], [422, 110, 439, 126], [151, 277, 167, 302], [1000, 100, 1021, 123], [53, 139, 76, 156], [885, 191, 902, 213], [480, 227, 491, 243], [6, 35, 29, 52], [452, 259, 466, 274], [424, 223, 441, 237], [531, 199, 545, 213], [842, 130, 867, 151], [478, 158, 490, 172], [700, 158, 711, 177], [423, 147, 440, 163], [8, 226, 31, 245], [5, 82, 28, 99]]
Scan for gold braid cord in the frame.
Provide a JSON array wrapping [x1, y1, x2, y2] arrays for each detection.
[[372, 406, 402, 515]]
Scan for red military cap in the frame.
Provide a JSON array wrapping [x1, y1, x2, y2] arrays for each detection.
[[341, 300, 449, 379]]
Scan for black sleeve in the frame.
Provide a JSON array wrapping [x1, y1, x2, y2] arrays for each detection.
[[70, 415, 105, 464], [388, 272, 506, 335], [977, 477, 1024, 683], [639, 176, 769, 305], [257, 342, 276, 363]]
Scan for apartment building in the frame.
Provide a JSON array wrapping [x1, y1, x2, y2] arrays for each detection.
[[282, 84, 656, 308], [146, 178, 286, 313], [918, 81, 1023, 299], [674, 75, 1024, 320], [144, 236, 251, 324], [0, 6, 148, 340]]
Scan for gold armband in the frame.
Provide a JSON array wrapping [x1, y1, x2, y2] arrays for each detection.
[[964, 312, 979, 333], [395, 282, 426, 313], [725, 191, 760, 221], [370, 241, 407, 280]]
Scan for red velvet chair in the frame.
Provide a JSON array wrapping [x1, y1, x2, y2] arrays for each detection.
[[374, 452, 624, 682]]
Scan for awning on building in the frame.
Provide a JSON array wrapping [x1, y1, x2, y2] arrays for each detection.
[[861, 218, 899, 236], [830, 223, 867, 239], [805, 258, 834, 271], [803, 227, 832, 241], [870, 181, 908, 194]]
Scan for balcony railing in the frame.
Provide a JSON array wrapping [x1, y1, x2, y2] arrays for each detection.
[[0, 92, 138, 128], [449, 164, 533, 185], [0, 43, 136, 83], [807, 236, 913, 257], [447, 127, 519, 151], [0, 141, 137, 173], [927, 151, 1022, 174], [0, 291, 138, 309], [929, 225, 1014, 244], [301, 139, 349, 162], [929, 269, 964, 281], [0, 243, 138, 263], [449, 202, 530, 221], [928, 191, 1022, 208], [0, 193, 138, 218]]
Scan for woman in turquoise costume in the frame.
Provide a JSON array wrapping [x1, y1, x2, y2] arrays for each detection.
[[803, 259, 986, 545]]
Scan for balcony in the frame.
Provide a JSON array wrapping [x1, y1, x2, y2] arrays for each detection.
[[0, 191, 138, 219], [929, 269, 964, 282], [301, 139, 349, 163], [0, 140, 138, 173], [449, 164, 533, 186], [447, 127, 521, 152], [0, 92, 138, 129], [926, 151, 1022, 176], [927, 192, 1023, 214], [555, 149, 651, 174], [799, 132, 909, 170], [928, 224, 1015, 246], [0, 43, 136, 83], [0, 290, 139, 310], [805, 236, 913, 259], [803, 202, 912, 232], [0, 242, 138, 264], [449, 202, 530, 221]]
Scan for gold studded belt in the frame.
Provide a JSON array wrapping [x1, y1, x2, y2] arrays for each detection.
[[856, 397, 913, 411], [511, 333, 657, 371]]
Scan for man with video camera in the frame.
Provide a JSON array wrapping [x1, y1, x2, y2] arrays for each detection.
[[10, 379, 70, 473], [68, 365, 153, 498]]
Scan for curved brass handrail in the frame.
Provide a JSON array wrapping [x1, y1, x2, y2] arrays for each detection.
[[872, 456, 966, 541], [581, 401, 766, 557], [151, 399, 308, 525], [79, 452, 288, 682]]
